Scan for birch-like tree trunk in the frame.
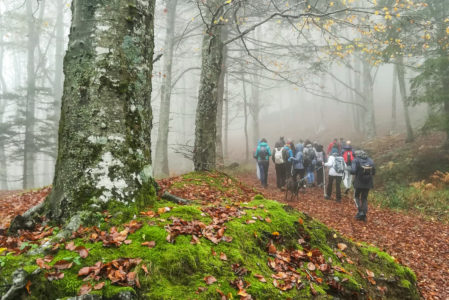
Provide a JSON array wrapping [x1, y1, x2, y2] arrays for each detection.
[[45, 0, 156, 222], [193, 2, 224, 171], [154, 0, 178, 177], [396, 56, 414, 142], [242, 72, 249, 162]]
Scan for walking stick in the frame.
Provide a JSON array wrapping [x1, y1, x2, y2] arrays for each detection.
[[322, 164, 326, 197]]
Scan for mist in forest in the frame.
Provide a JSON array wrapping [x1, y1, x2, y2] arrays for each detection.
[[0, 0, 444, 189]]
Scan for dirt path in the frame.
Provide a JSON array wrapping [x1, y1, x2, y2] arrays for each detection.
[[236, 170, 449, 300]]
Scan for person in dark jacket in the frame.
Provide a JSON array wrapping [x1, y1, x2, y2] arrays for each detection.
[[351, 150, 376, 221], [254, 138, 272, 188], [289, 143, 305, 184], [314, 143, 326, 187], [272, 141, 289, 189]]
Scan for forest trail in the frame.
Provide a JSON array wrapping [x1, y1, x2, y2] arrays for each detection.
[[236, 169, 449, 300]]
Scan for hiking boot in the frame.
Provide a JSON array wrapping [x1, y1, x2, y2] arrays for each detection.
[[355, 214, 366, 222]]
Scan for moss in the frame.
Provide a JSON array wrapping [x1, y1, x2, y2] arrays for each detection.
[[400, 279, 412, 289]]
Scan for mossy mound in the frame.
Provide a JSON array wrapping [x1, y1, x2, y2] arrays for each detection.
[[0, 172, 419, 299]]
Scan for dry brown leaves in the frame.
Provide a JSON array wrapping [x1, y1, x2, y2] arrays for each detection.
[[237, 171, 449, 300], [0, 187, 51, 230], [77, 258, 142, 288]]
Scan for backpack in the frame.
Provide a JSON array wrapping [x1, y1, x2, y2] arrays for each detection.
[[316, 151, 324, 163], [345, 151, 353, 165], [333, 156, 345, 174], [274, 148, 284, 164], [303, 148, 315, 167], [259, 146, 269, 161], [359, 161, 374, 184]]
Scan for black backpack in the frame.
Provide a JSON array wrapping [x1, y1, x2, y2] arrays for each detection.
[[359, 161, 374, 184], [259, 146, 269, 161]]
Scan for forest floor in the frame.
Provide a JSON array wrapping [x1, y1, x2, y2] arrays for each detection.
[[0, 164, 448, 299], [235, 169, 449, 300]]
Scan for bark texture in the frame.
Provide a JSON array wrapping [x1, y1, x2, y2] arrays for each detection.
[[193, 4, 224, 171], [154, 0, 178, 177], [215, 26, 228, 168], [396, 56, 414, 142], [46, 0, 156, 222]]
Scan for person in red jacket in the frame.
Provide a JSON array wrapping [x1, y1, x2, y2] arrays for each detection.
[[327, 138, 339, 155], [342, 141, 355, 194]]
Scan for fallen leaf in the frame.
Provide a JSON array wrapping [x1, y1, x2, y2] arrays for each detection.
[[94, 282, 105, 290], [45, 271, 64, 281], [337, 243, 347, 251], [124, 240, 132, 245], [307, 262, 316, 271], [53, 260, 73, 270], [366, 269, 375, 278], [65, 241, 76, 251], [75, 246, 89, 258], [78, 267, 91, 276], [78, 283, 92, 296], [204, 275, 217, 285], [254, 274, 267, 282], [219, 252, 227, 261], [141, 241, 156, 248], [36, 258, 51, 270], [25, 280, 31, 295], [265, 217, 272, 223], [268, 243, 277, 254]]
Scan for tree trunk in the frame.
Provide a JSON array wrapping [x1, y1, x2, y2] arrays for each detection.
[[154, 0, 178, 178], [362, 60, 376, 138], [0, 14, 8, 190], [193, 4, 224, 171], [391, 65, 398, 134], [396, 56, 414, 142], [242, 72, 249, 162], [215, 26, 228, 168], [45, 0, 156, 222], [23, 0, 41, 189], [224, 74, 229, 159]]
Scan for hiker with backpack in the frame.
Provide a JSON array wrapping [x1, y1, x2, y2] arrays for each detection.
[[284, 139, 296, 179], [351, 150, 376, 221], [314, 143, 326, 187], [289, 143, 305, 184], [342, 141, 355, 194], [254, 138, 272, 188], [324, 148, 345, 202], [303, 141, 317, 187], [272, 141, 289, 189]]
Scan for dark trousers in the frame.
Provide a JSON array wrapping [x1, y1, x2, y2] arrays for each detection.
[[292, 169, 305, 183], [285, 162, 293, 179], [258, 161, 269, 187], [316, 164, 324, 185], [355, 188, 370, 217], [275, 164, 286, 188], [326, 175, 342, 201]]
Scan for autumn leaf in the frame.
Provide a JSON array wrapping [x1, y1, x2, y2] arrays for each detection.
[[254, 274, 267, 283], [219, 252, 227, 261], [265, 217, 272, 223], [78, 283, 92, 296], [337, 243, 348, 251], [65, 241, 76, 251], [25, 280, 31, 295], [93, 282, 105, 290], [53, 260, 73, 270], [36, 258, 51, 270], [78, 267, 91, 276], [204, 275, 217, 285], [45, 271, 64, 281], [268, 243, 277, 254], [307, 262, 316, 271], [141, 241, 156, 248], [366, 269, 375, 278], [75, 246, 89, 258]]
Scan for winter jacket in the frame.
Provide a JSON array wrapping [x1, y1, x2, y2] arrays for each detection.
[[255, 142, 272, 162], [351, 156, 376, 189], [325, 154, 344, 177], [289, 144, 304, 170]]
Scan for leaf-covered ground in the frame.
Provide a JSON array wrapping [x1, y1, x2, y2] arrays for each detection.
[[235, 170, 449, 300], [0, 172, 419, 299]]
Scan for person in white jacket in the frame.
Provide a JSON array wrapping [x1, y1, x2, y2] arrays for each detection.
[[324, 148, 345, 202]]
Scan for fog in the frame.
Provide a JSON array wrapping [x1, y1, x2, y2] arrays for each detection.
[[0, 0, 441, 188]]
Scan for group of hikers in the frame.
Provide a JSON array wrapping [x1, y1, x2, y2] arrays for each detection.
[[254, 137, 375, 222]]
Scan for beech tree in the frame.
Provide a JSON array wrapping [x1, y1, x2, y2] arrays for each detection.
[[44, 0, 156, 222]]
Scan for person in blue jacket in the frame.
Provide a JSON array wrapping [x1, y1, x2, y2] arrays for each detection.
[[289, 143, 305, 184], [254, 138, 272, 188]]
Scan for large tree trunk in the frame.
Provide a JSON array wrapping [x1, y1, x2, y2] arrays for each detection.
[[215, 27, 228, 168], [396, 56, 414, 142], [193, 4, 224, 171], [154, 0, 178, 178], [45, 0, 156, 222], [224, 74, 229, 159]]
